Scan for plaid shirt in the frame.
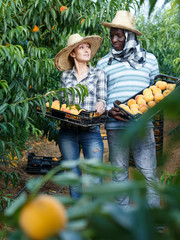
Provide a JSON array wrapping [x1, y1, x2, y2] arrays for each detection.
[[60, 65, 107, 111]]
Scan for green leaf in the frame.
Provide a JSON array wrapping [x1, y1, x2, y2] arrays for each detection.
[[0, 103, 8, 114], [5, 193, 27, 217]]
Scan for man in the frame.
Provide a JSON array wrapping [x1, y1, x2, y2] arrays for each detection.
[[97, 10, 160, 209]]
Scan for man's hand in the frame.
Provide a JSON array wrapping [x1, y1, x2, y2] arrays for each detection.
[[95, 101, 105, 115], [108, 107, 127, 122]]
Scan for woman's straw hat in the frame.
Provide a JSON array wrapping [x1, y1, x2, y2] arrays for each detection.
[[102, 10, 142, 36], [54, 34, 102, 71]]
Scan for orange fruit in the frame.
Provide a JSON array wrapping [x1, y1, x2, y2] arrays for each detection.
[[154, 92, 164, 103], [127, 99, 136, 107], [148, 101, 156, 108], [33, 25, 39, 32], [19, 194, 67, 240], [60, 6, 67, 12], [81, 19, 85, 24]]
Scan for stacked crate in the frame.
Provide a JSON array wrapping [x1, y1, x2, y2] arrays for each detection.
[[26, 153, 62, 174]]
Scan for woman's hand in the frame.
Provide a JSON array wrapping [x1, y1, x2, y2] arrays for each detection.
[[95, 102, 105, 115], [108, 107, 127, 122]]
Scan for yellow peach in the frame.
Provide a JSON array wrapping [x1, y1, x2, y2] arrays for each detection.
[[163, 89, 171, 97], [166, 83, 176, 90], [148, 101, 156, 108], [131, 108, 141, 115], [143, 88, 152, 95], [137, 98, 146, 106], [166, 83, 172, 90], [139, 104, 148, 113], [130, 103, 139, 109], [152, 87, 162, 95], [156, 81, 167, 90], [135, 94, 144, 102], [169, 84, 176, 91], [149, 85, 157, 91], [51, 100, 61, 110], [119, 104, 131, 113], [127, 99, 136, 107], [143, 93, 154, 103], [154, 93, 164, 103]]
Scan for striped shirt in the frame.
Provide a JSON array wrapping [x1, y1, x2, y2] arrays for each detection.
[[97, 52, 159, 129], [60, 65, 107, 111]]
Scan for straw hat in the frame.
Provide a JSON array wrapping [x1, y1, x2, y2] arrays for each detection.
[[102, 10, 142, 36], [54, 33, 102, 71]]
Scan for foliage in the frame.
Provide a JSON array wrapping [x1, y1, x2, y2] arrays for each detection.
[[1, 154, 180, 239], [137, 4, 180, 77], [160, 169, 180, 185], [0, 171, 19, 211], [0, 1, 180, 239], [1, 0, 179, 158]]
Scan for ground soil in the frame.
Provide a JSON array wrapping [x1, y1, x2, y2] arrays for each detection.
[[0, 117, 180, 208]]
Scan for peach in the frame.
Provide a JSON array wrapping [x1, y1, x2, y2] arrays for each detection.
[[70, 109, 79, 115], [131, 108, 140, 115], [166, 83, 175, 90], [127, 99, 136, 107], [143, 88, 152, 95], [152, 87, 162, 95], [169, 84, 176, 91], [149, 85, 157, 91], [143, 93, 154, 103], [139, 104, 148, 113], [137, 98, 146, 106], [156, 81, 167, 90], [119, 104, 131, 113], [51, 100, 61, 110], [130, 103, 139, 109], [135, 94, 144, 102], [61, 104, 67, 109], [148, 101, 156, 108], [154, 93, 164, 103], [163, 89, 171, 97]]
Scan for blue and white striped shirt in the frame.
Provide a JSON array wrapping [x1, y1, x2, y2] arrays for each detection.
[[97, 52, 159, 129]]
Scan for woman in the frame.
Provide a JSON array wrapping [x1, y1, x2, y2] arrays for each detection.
[[54, 33, 107, 199]]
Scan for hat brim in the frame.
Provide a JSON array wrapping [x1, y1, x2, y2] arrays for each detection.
[[54, 36, 102, 71], [102, 22, 142, 36]]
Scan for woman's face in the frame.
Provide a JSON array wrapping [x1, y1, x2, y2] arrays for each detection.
[[70, 42, 91, 63]]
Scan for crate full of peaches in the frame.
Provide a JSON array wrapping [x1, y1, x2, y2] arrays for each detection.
[[114, 78, 178, 119]]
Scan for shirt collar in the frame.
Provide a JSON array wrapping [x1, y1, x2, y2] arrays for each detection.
[[71, 64, 94, 76]]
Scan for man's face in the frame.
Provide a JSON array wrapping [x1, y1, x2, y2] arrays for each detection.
[[110, 28, 126, 51]]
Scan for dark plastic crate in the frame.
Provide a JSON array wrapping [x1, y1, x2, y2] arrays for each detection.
[[37, 108, 108, 127], [26, 153, 62, 174], [113, 74, 180, 121]]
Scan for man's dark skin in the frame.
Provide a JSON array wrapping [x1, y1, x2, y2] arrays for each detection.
[[108, 27, 127, 122]]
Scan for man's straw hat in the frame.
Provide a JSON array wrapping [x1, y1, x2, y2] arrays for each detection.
[[102, 10, 142, 36], [54, 34, 102, 71]]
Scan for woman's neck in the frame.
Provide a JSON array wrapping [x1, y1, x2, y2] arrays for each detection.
[[74, 62, 89, 82]]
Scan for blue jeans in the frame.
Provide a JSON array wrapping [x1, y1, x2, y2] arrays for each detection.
[[107, 127, 160, 209], [58, 125, 104, 199]]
